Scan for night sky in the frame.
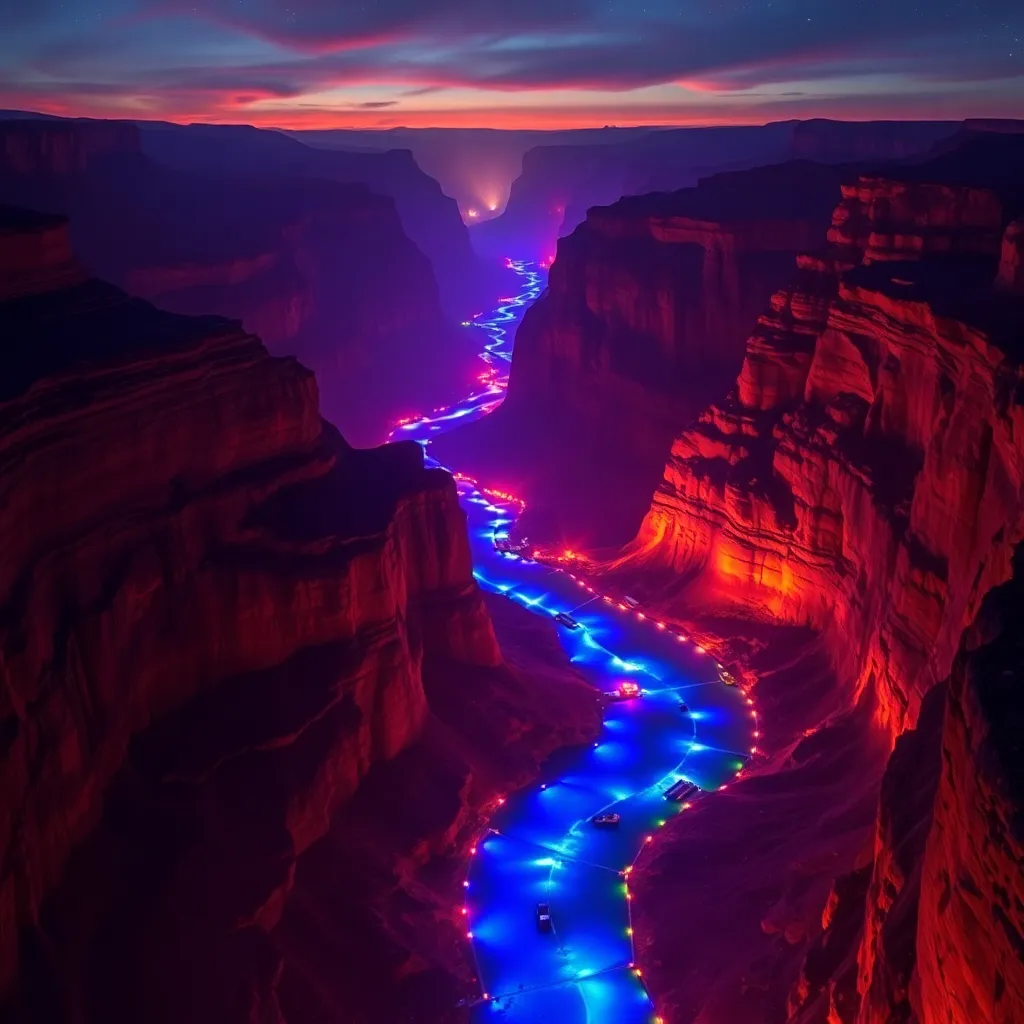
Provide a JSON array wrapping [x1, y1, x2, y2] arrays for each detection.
[[2, 1, 1022, 128]]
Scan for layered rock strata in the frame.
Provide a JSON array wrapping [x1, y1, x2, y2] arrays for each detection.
[[620, 136, 1024, 1024], [0, 208, 599, 1023], [436, 161, 855, 545], [0, 118, 468, 446], [626, 150, 1024, 734]]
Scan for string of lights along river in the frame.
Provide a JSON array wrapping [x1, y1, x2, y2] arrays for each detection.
[[390, 260, 758, 1024]]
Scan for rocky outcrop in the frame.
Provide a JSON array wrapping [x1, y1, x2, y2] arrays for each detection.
[[997, 218, 1024, 294], [136, 120, 496, 320], [472, 119, 967, 260], [0, 208, 600, 1023], [0, 118, 471, 446], [436, 161, 855, 546], [913, 546, 1024, 1024], [0, 205, 84, 300], [0, 118, 137, 173], [626, 145, 1024, 734], [619, 135, 1024, 1024]]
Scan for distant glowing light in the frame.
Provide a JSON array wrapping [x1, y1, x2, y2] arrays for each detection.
[[467, 208, 479, 219]]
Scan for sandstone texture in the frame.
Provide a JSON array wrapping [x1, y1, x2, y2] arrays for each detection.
[[617, 134, 1024, 1023], [436, 160, 855, 546], [0, 209, 600, 1023]]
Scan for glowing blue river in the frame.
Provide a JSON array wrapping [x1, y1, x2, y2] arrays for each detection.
[[391, 261, 757, 1024]]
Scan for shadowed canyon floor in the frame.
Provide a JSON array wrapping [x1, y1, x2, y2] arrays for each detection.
[[396, 264, 759, 1023]]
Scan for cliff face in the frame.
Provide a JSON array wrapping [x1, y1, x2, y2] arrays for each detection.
[[913, 547, 1024, 1024], [626, 156, 1024, 734], [136, 120, 495, 319], [0, 118, 471, 446], [436, 161, 854, 546], [0, 118, 137, 173], [618, 136, 1024, 1024], [0, 209, 600, 1023], [472, 119, 965, 260]]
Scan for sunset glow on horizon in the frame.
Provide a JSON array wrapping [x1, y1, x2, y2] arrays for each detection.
[[2, 1, 1022, 130]]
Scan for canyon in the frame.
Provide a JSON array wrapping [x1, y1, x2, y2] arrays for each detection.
[[0, 206, 600, 1023], [0, 116, 480, 446], [134, 119, 496, 320], [472, 119, 962, 260], [435, 159, 862, 547], [3, 111, 1024, 1024], [604, 130, 1024, 1022]]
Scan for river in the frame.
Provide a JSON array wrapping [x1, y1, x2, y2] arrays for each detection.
[[390, 260, 757, 1024]]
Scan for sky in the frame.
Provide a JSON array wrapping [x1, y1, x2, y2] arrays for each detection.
[[1, 0, 1023, 129]]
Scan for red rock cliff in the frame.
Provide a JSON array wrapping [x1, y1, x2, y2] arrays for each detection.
[[619, 136, 1024, 1024], [913, 547, 1024, 1024], [434, 161, 851, 546], [0, 208, 600, 1024], [626, 166, 1024, 735], [0, 119, 471, 447]]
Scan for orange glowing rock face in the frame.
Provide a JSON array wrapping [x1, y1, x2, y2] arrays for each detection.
[[623, 177, 1024, 740]]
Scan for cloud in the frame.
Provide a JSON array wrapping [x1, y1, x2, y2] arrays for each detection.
[[0, 0, 1021, 126]]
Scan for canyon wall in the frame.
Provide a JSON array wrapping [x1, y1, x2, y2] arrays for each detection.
[[472, 119, 965, 259], [436, 160, 855, 546], [135, 119, 496, 319], [0, 208, 600, 1023], [625, 143, 1024, 734], [619, 134, 1024, 1023], [0, 118, 471, 446]]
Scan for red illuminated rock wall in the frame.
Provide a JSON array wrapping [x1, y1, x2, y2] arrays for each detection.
[[626, 169, 1024, 735], [621, 135, 1024, 1024], [913, 548, 1024, 1024], [435, 161, 851, 545], [0, 208, 583, 1024]]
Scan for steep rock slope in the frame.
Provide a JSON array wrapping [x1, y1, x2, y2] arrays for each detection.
[[472, 120, 964, 259], [0, 208, 599, 1024], [0, 118, 471, 446], [626, 138, 1024, 733], [436, 161, 855, 546], [618, 135, 1024, 1023], [135, 119, 496, 319], [912, 545, 1024, 1024]]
